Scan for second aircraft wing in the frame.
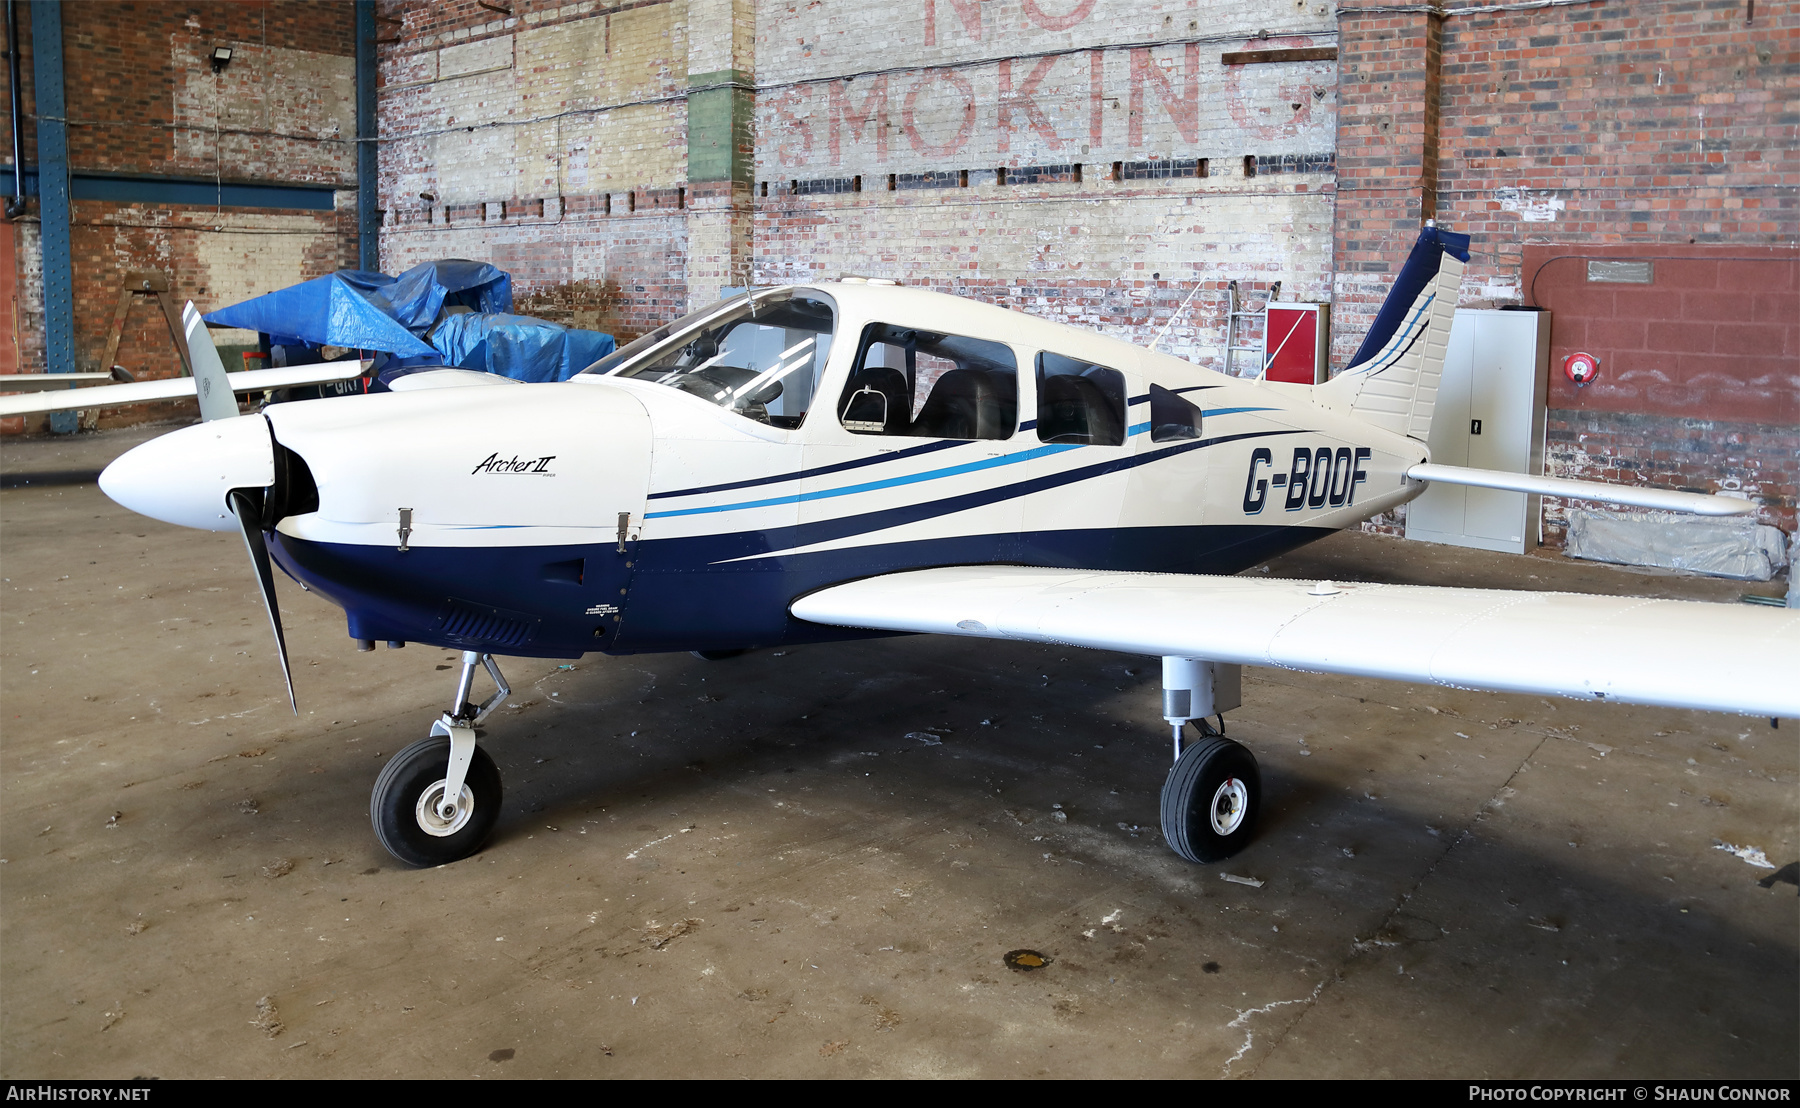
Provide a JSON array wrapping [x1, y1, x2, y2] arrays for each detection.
[[0, 361, 368, 419]]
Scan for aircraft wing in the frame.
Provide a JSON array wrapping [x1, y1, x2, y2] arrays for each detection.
[[791, 566, 1800, 718], [0, 372, 121, 392], [0, 361, 367, 418]]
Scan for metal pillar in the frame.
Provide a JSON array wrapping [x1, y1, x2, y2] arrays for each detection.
[[355, 0, 378, 272], [30, 0, 72, 432]]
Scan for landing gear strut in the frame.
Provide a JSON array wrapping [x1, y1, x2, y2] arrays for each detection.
[[371, 650, 510, 867], [1157, 657, 1261, 863]]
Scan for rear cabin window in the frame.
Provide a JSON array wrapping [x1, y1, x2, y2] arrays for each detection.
[[1035, 353, 1126, 446], [1149, 383, 1204, 442], [838, 324, 1017, 440]]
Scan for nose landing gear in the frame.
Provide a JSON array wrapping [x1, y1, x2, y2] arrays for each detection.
[[371, 650, 511, 867]]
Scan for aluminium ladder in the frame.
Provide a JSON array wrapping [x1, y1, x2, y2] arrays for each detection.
[[1221, 279, 1281, 378]]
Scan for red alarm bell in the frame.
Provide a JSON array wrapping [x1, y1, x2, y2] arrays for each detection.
[[1563, 351, 1600, 387]]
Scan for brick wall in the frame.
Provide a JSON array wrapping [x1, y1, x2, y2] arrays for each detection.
[[2, 2, 358, 434], [13, 1, 1790, 558], [753, 0, 1341, 363], [374, 0, 692, 337], [1334, 0, 1798, 542], [384, 196, 689, 341], [1527, 243, 1797, 536], [373, 1, 1343, 353], [1544, 412, 1797, 538]]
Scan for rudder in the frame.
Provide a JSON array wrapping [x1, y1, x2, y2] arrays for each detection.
[[1322, 223, 1469, 442]]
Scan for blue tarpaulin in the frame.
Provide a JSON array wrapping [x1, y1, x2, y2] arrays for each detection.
[[383, 260, 512, 331], [429, 313, 617, 383], [202, 259, 513, 357], [204, 259, 610, 386], [203, 270, 438, 356]]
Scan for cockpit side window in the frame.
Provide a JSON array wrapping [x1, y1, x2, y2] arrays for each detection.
[[1035, 352, 1126, 446], [607, 293, 834, 428], [838, 323, 1017, 440]]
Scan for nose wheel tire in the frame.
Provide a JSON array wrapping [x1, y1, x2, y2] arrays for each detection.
[[371, 735, 502, 867], [1161, 734, 1261, 863]]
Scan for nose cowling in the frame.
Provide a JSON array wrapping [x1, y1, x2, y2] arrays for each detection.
[[100, 414, 276, 531]]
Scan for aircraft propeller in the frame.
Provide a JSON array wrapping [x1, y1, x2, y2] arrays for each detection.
[[184, 303, 299, 714]]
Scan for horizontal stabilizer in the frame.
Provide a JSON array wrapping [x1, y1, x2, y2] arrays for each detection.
[[793, 566, 1800, 718], [1408, 463, 1754, 517], [0, 361, 366, 419]]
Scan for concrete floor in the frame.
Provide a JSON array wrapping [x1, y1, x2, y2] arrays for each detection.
[[2, 422, 1795, 1080]]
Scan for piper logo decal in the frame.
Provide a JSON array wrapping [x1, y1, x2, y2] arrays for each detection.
[[473, 453, 557, 476], [1243, 446, 1371, 514]]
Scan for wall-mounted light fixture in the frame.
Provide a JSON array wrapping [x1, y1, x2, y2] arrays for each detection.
[[418, 191, 437, 205], [210, 46, 233, 73]]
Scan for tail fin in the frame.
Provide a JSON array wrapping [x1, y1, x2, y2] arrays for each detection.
[[1322, 224, 1469, 442]]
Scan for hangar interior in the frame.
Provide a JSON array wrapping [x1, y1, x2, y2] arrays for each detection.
[[0, 0, 1795, 1081]]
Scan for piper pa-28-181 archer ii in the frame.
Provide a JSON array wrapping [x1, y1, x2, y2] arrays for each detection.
[[95, 224, 1799, 869]]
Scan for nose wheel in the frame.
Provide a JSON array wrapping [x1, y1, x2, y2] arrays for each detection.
[[371, 735, 502, 867], [370, 650, 511, 867], [1160, 732, 1261, 863]]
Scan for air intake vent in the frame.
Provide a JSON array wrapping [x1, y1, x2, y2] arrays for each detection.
[[435, 599, 538, 649]]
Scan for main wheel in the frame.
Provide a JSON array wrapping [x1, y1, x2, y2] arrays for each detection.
[[1161, 734, 1261, 863], [371, 735, 503, 867]]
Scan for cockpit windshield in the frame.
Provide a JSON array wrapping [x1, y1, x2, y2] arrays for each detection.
[[586, 290, 835, 429]]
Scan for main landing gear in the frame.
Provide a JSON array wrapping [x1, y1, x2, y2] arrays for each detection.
[[371, 650, 511, 867], [1158, 657, 1261, 863]]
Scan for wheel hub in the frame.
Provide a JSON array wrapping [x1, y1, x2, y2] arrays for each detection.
[[416, 780, 475, 837], [1209, 776, 1248, 836]]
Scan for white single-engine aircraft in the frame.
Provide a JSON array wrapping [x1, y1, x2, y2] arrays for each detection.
[[94, 225, 1799, 868]]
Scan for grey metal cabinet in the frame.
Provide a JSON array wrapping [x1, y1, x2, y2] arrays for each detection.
[[1404, 308, 1551, 555]]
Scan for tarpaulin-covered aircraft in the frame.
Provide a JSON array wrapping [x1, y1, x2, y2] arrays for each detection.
[[95, 224, 1800, 868]]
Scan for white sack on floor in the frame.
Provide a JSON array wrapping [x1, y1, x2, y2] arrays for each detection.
[[1564, 508, 1789, 581]]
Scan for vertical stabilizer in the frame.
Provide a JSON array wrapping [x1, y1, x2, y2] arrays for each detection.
[[1324, 225, 1469, 441]]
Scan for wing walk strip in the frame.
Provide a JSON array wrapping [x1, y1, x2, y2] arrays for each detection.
[[791, 566, 1800, 718], [705, 429, 1309, 564]]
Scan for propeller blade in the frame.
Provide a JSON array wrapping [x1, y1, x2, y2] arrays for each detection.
[[228, 489, 298, 714], [183, 300, 240, 423]]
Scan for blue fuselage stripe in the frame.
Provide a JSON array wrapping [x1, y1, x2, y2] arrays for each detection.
[[646, 442, 1085, 519], [649, 385, 1244, 503], [697, 427, 1310, 561], [647, 436, 965, 500], [647, 409, 1287, 521]]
